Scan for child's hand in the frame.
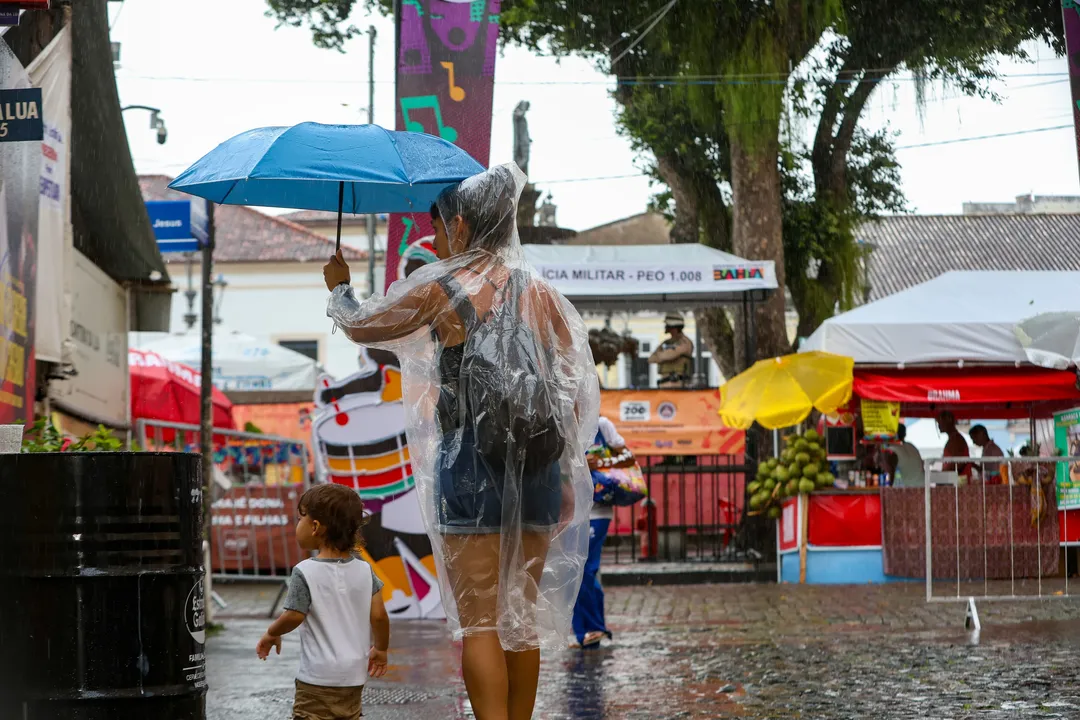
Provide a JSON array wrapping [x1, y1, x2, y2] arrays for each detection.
[[256, 633, 282, 660], [368, 647, 388, 678]]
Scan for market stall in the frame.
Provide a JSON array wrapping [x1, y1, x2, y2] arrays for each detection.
[[781, 271, 1080, 584], [523, 244, 778, 562]]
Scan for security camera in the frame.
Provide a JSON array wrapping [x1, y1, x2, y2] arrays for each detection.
[[157, 123, 168, 145]]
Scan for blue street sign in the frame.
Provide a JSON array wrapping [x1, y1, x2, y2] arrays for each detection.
[[146, 199, 206, 253], [0, 10, 20, 26], [0, 88, 44, 142]]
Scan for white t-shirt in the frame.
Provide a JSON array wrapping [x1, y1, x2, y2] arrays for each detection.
[[893, 442, 926, 487], [590, 417, 627, 520], [284, 557, 377, 688]]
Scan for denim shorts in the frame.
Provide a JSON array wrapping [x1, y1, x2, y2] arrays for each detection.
[[434, 430, 562, 534]]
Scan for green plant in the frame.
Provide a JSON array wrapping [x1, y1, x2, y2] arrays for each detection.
[[21, 419, 124, 453]]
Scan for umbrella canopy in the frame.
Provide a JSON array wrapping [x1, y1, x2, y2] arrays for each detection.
[[129, 349, 234, 430], [168, 122, 483, 214], [720, 352, 854, 430], [130, 330, 319, 392], [1015, 312, 1080, 370]]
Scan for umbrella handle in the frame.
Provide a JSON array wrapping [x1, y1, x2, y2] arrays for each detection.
[[335, 181, 344, 254]]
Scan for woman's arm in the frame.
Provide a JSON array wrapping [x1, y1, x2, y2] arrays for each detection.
[[324, 249, 452, 346], [333, 283, 442, 345], [326, 275, 452, 346]]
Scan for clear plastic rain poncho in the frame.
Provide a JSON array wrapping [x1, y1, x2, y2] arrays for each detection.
[[327, 163, 599, 651]]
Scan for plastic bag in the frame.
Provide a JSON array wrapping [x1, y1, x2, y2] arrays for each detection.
[[326, 163, 599, 651], [592, 466, 648, 507]]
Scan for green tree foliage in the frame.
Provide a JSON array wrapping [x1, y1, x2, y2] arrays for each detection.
[[266, 0, 1064, 368]]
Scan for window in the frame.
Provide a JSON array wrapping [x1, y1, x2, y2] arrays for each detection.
[[279, 339, 319, 362]]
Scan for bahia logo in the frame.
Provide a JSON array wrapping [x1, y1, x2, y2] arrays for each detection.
[[657, 402, 677, 421]]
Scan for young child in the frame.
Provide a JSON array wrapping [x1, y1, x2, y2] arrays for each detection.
[[257, 483, 390, 720]]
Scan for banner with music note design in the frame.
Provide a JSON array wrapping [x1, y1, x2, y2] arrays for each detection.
[[388, 0, 500, 289]]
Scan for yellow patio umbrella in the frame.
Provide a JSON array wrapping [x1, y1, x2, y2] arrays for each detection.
[[719, 351, 854, 430]]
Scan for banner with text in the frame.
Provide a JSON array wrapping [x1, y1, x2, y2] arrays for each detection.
[[210, 485, 302, 573], [1054, 407, 1080, 510], [860, 399, 900, 440], [387, 0, 500, 289], [27, 25, 70, 364], [0, 42, 39, 425], [600, 389, 744, 456]]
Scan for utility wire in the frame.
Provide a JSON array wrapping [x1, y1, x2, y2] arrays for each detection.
[[606, 1, 677, 53], [117, 70, 1071, 86], [610, 0, 677, 67], [895, 124, 1071, 149]]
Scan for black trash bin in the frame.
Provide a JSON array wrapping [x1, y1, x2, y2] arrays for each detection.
[[0, 452, 207, 720]]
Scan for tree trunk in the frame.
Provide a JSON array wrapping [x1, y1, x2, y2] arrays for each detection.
[[694, 307, 736, 380], [730, 136, 790, 364], [656, 153, 700, 245]]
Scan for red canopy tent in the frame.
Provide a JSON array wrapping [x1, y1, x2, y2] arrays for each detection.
[[129, 348, 235, 431], [853, 365, 1080, 419]]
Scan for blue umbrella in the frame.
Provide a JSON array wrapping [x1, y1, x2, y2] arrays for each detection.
[[168, 122, 484, 251]]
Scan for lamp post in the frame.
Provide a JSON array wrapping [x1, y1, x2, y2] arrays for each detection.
[[212, 274, 227, 325], [182, 268, 227, 331], [120, 104, 167, 145]]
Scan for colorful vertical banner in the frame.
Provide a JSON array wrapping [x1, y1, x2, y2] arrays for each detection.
[[388, 0, 500, 289], [0, 40, 40, 425], [1053, 406, 1080, 510], [1065, 1, 1080, 178]]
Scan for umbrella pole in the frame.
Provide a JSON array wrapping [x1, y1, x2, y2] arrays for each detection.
[[336, 180, 344, 254]]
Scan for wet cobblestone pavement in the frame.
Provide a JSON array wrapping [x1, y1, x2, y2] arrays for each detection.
[[209, 583, 1080, 718]]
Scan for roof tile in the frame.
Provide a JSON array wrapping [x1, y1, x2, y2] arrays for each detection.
[[860, 214, 1080, 302]]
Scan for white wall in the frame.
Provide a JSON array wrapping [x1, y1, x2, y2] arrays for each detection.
[[301, 221, 389, 254], [50, 250, 129, 427], [167, 261, 377, 381]]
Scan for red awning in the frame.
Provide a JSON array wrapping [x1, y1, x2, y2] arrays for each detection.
[[853, 366, 1080, 419], [130, 349, 235, 433]]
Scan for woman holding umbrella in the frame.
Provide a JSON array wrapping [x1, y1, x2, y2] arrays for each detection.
[[322, 164, 598, 720]]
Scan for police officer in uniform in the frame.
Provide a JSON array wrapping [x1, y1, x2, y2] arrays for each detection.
[[649, 313, 694, 388]]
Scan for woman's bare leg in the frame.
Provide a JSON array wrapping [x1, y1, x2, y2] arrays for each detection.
[[505, 649, 540, 720], [505, 530, 552, 720], [444, 533, 508, 720], [462, 633, 509, 720]]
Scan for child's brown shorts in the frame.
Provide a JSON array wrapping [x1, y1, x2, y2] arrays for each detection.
[[293, 679, 364, 720]]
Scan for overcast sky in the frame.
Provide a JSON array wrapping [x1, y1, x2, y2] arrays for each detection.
[[112, 0, 1079, 231]]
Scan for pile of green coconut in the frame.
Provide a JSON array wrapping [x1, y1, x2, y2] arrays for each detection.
[[748, 429, 837, 518]]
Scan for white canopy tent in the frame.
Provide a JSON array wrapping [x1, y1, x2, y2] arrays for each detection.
[[130, 330, 319, 391], [801, 271, 1080, 365], [523, 244, 777, 312]]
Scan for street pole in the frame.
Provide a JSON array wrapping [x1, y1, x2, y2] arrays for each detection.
[[199, 202, 215, 532], [367, 25, 378, 296], [199, 202, 215, 622]]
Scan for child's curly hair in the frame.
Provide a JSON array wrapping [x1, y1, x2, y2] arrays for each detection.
[[297, 484, 368, 552]]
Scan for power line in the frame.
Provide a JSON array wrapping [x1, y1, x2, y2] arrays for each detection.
[[610, 0, 677, 67], [896, 124, 1071, 149], [116, 70, 1072, 88], [533, 173, 647, 184]]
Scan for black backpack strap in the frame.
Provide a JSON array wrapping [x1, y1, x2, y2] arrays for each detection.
[[437, 274, 480, 330]]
